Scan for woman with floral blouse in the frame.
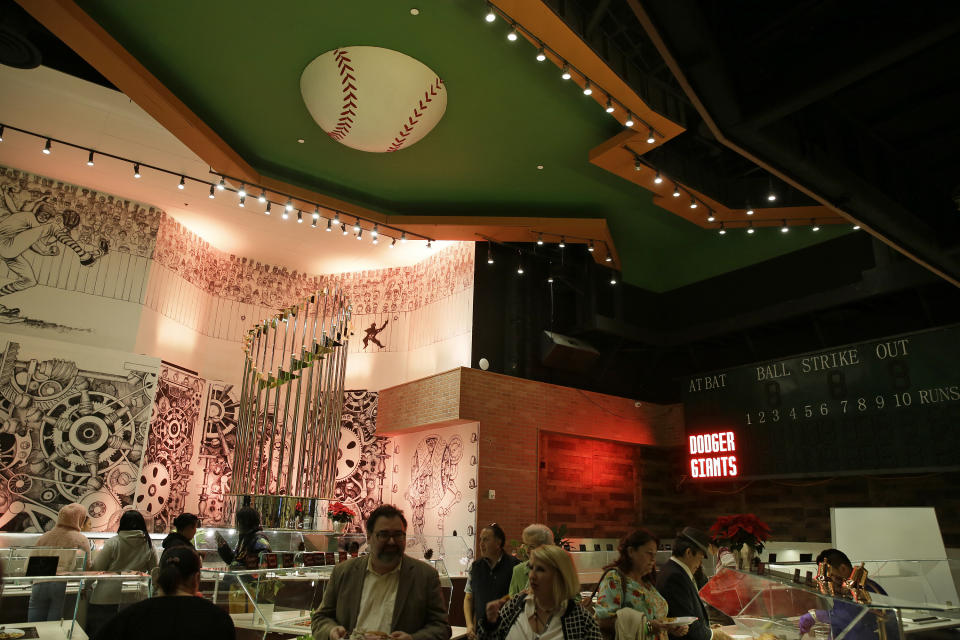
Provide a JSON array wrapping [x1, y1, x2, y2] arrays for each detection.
[[594, 530, 688, 640]]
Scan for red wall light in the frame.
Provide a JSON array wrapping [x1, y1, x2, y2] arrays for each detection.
[[688, 430, 738, 478]]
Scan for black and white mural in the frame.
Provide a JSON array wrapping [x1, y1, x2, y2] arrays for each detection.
[[0, 334, 159, 532], [135, 363, 203, 532], [196, 381, 239, 526], [333, 390, 388, 532]]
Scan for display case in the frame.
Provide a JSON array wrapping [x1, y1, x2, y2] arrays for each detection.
[[701, 568, 960, 640], [0, 572, 152, 640], [406, 534, 471, 577]]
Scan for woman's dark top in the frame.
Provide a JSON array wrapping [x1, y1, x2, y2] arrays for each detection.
[[161, 532, 195, 549], [93, 595, 234, 640]]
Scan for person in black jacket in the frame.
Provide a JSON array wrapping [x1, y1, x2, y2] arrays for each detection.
[[656, 528, 732, 640], [162, 513, 199, 550], [216, 506, 271, 569], [465, 523, 520, 639], [93, 546, 234, 640]]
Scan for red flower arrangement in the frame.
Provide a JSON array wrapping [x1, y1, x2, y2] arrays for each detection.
[[709, 513, 771, 553], [327, 501, 356, 523]]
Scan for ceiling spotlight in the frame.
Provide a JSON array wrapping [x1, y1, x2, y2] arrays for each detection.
[[326, 218, 332, 232], [133, 163, 141, 178], [746, 207, 755, 215], [484, 5, 496, 22], [605, 255, 613, 263], [547, 275, 554, 284], [390, 238, 397, 248], [559, 236, 566, 248], [781, 220, 789, 233], [238, 184, 246, 198], [634, 157, 641, 172], [281, 208, 289, 220], [239, 196, 246, 208], [561, 64, 571, 80], [852, 224, 861, 230], [356, 228, 363, 240], [625, 113, 635, 128], [583, 81, 592, 96], [178, 176, 185, 190], [718, 223, 726, 235], [0, 125, 4, 141], [333, 212, 340, 225], [673, 184, 681, 197], [401, 232, 407, 243], [588, 241, 595, 253], [353, 219, 361, 233], [86, 151, 95, 166], [747, 221, 755, 234], [689, 198, 698, 209], [258, 190, 267, 203], [285, 199, 294, 212], [217, 176, 225, 191], [341, 223, 348, 235], [372, 235, 379, 244], [507, 28, 518, 42], [372, 224, 379, 238], [42, 138, 52, 155], [646, 128, 656, 144], [536, 47, 546, 62], [311, 217, 317, 229], [605, 99, 615, 113], [297, 210, 303, 223], [517, 263, 524, 275], [537, 234, 544, 246], [610, 274, 617, 285], [208, 185, 215, 198], [312, 207, 320, 221], [487, 245, 494, 264], [264, 202, 271, 215], [707, 211, 716, 222], [426, 239, 433, 248], [768, 191, 777, 202], [654, 171, 663, 184], [811, 218, 820, 232]]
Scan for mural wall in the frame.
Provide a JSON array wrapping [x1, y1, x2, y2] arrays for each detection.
[[0, 164, 475, 536], [0, 333, 159, 532], [0, 165, 473, 392]]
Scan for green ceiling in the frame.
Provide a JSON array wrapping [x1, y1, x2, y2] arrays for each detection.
[[74, 0, 848, 291]]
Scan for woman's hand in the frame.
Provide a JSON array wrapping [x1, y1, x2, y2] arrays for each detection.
[[668, 625, 689, 636], [485, 595, 510, 622]]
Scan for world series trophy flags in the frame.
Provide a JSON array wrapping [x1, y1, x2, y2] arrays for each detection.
[[227, 287, 352, 529]]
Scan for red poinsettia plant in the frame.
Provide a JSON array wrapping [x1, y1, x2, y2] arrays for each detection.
[[327, 501, 356, 523], [709, 513, 771, 553]]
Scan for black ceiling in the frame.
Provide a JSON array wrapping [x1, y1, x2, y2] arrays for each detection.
[[551, 0, 960, 278]]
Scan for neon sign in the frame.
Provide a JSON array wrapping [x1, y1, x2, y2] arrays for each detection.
[[689, 431, 738, 478]]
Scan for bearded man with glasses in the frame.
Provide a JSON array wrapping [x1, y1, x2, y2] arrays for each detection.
[[312, 504, 451, 640]]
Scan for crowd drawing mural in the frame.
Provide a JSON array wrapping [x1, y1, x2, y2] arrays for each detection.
[[135, 363, 204, 533], [0, 334, 159, 532], [0, 166, 473, 378]]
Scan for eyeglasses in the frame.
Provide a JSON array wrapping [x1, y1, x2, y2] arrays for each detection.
[[374, 531, 407, 542]]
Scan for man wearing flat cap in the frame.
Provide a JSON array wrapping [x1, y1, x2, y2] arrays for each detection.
[[657, 527, 732, 640]]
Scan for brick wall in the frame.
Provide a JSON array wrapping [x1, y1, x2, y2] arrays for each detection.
[[377, 369, 462, 432]]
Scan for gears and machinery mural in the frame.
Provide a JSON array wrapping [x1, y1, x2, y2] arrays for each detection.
[[196, 381, 239, 526], [332, 390, 388, 532], [0, 339, 157, 532], [134, 364, 203, 533]]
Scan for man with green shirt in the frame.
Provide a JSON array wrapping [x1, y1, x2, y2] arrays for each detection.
[[508, 523, 553, 595]]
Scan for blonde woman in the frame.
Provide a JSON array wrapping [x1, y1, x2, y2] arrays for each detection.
[[480, 545, 601, 640]]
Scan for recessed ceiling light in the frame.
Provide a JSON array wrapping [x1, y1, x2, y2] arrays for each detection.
[[297, 138, 305, 144], [410, 8, 420, 15], [536, 164, 544, 170]]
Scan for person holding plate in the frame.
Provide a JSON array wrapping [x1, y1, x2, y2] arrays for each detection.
[[657, 528, 732, 640], [594, 529, 689, 640]]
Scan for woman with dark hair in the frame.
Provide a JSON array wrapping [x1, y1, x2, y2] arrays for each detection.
[[594, 529, 688, 640], [92, 546, 234, 640], [215, 506, 271, 569], [162, 513, 199, 550], [86, 510, 158, 637]]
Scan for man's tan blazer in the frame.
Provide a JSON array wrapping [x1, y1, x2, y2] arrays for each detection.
[[311, 555, 451, 640]]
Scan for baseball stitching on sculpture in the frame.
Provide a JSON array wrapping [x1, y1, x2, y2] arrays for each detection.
[[330, 48, 357, 141], [386, 77, 444, 152]]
